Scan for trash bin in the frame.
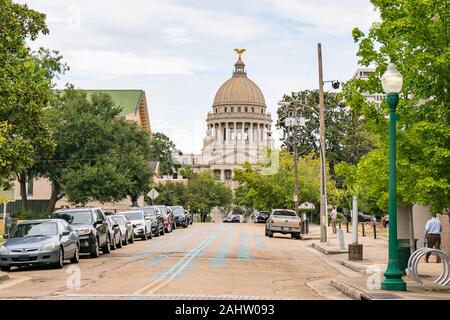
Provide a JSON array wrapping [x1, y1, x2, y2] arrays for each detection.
[[397, 238, 417, 274]]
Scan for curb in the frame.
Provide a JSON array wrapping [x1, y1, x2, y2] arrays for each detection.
[[330, 279, 363, 300], [0, 272, 9, 282], [312, 242, 347, 255], [301, 235, 321, 240], [341, 260, 370, 275]]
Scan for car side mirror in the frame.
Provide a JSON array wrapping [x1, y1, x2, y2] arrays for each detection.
[[113, 224, 119, 228], [62, 231, 70, 236]]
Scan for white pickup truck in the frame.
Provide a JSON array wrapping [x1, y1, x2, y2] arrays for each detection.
[[265, 209, 302, 239]]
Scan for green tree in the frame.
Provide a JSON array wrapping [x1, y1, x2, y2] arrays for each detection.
[[276, 90, 376, 178], [342, 0, 450, 214], [178, 167, 194, 179], [42, 90, 153, 211], [154, 182, 187, 206], [185, 172, 232, 222], [233, 149, 340, 213], [148, 132, 178, 175], [0, 0, 67, 210]]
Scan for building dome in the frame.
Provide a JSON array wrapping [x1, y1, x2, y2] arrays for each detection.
[[213, 57, 266, 108]]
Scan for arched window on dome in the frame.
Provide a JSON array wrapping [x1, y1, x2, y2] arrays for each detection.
[[251, 107, 254, 113]]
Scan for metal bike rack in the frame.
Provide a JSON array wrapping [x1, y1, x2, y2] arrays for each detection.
[[407, 247, 450, 286]]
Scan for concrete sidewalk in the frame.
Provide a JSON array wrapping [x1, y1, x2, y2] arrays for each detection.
[[308, 224, 450, 300]]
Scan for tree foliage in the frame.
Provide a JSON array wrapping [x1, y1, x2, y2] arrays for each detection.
[[41, 89, 153, 211], [148, 132, 178, 175], [233, 149, 339, 212], [276, 90, 376, 178], [0, 0, 67, 184], [341, 0, 450, 214]]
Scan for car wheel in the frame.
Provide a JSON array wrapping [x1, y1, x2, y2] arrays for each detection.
[[129, 232, 135, 243], [90, 238, 100, 258], [166, 223, 172, 233], [173, 222, 177, 230], [0, 266, 11, 272], [154, 224, 160, 237], [160, 224, 165, 236], [183, 221, 188, 228], [110, 235, 117, 250], [70, 245, 80, 264], [102, 236, 111, 254], [268, 229, 273, 238], [265, 228, 268, 236], [142, 228, 148, 241], [123, 232, 128, 246], [54, 247, 64, 269], [117, 234, 123, 248]]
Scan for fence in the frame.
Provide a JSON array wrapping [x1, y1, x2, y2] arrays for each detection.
[[0, 200, 50, 217]]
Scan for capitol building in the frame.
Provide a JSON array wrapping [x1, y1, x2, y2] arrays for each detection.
[[175, 50, 274, 188]]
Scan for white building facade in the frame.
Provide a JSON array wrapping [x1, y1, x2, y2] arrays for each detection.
[[175, 53, 273, 188]]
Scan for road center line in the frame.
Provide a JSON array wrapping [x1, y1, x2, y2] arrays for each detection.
[[133, 225, 225, 295]]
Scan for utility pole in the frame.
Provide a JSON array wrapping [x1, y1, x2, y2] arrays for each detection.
[[318, 43, 328, 243], [293, 123, 299, 217]]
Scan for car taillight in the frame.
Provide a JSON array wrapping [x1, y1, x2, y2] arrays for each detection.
[[271, 219, 275, 224]]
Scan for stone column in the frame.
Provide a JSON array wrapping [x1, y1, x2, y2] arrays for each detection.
[[220, 169, 225, 182]]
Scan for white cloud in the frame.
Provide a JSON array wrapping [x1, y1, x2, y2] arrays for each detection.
[[269, 0, 379, 35], [66, 50, 199, 77], [20, 0, 376, 153]]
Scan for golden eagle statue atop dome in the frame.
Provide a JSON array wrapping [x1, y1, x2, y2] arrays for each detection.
[[234, 48, 246, 58]]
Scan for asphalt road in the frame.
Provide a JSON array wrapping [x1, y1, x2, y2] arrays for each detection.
[[0, 223, 342, 299]]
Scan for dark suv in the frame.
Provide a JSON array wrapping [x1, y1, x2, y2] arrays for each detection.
[[51, 208, 110, 258], [170, 206, 189, 228]]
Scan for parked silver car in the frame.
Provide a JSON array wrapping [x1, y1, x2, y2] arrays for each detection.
[[121, 210, 152, 240], [0, 219, 80, 271], [111, 215, 134, 245]]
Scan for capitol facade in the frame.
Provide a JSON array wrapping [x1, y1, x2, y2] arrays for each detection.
[[175, 51, 273, 188]]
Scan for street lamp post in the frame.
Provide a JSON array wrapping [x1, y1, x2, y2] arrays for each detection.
[[380, 63, 407, 291]]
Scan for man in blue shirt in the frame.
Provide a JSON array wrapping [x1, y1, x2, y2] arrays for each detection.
[[424, 214, 442, 263]]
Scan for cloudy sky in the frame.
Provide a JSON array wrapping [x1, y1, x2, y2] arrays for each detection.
[[21, 0, 378, 153]]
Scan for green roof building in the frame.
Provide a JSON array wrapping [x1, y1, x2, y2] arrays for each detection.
[[81, 89, 151, 133]]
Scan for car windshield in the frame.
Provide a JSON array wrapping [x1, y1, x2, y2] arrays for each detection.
[[144, 208, 156, 217], [171, 207, 185, 216], [111, 216, 124, 225], [52, 211, 93, 225], [122, 211, 144, 220], [10, 222, 58, 238], [273, 211, 297, 217]]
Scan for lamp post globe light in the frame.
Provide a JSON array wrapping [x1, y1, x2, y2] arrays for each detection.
[[380, 63, 406, 291]]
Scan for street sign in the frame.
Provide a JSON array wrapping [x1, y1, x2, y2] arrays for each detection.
[[147, 188, 159, 200], [0, 188, 14, 203], [293, 195, 298, 202]]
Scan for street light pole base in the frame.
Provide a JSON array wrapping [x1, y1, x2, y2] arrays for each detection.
[[381, 279, 406, 291]]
